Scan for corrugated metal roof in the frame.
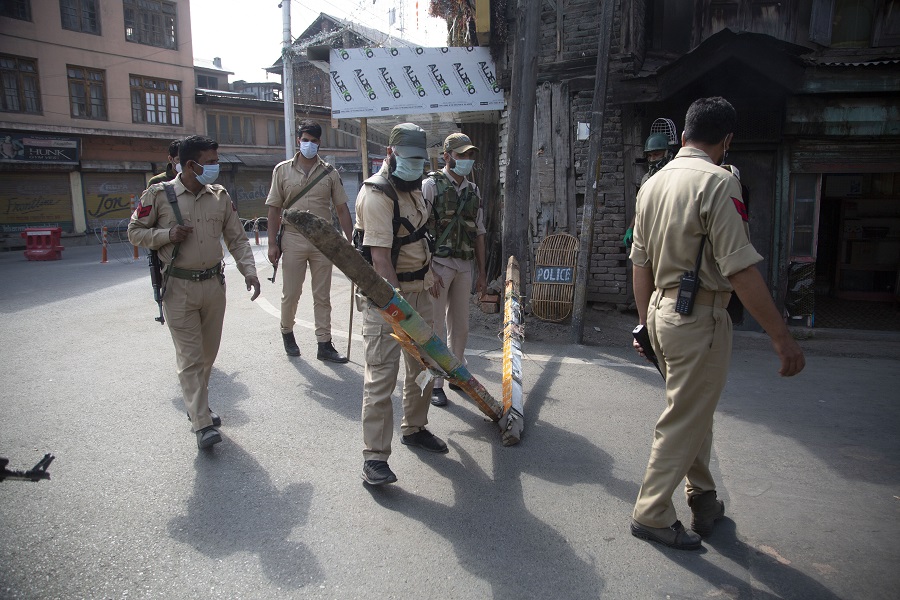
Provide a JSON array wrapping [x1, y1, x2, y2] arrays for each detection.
[[813, 58, 900, 67]]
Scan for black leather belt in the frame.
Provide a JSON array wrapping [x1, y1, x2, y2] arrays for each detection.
[[168, 263, 222, 281]]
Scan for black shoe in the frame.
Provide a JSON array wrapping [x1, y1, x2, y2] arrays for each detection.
[[401, 429, 449, 453], [317, 340, 348, 363], [630, 519, 702, 550], [282, 332, 301, 356], [688, 491, 725, 537], [448, 382, 462, 391], [430, 388, 448, 407], [361, 460, 397, 485], [187, 410, 221, 428], [196, 426, 222, 449]]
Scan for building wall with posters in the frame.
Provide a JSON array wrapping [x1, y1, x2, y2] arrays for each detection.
[[0, 0, 196, 244]]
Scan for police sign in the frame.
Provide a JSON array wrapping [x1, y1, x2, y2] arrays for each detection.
[[534, 266, 574, 284]]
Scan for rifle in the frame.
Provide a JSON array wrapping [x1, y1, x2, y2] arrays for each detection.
[[148, 250, 166, 324], [1, 454, 54, 482], [269, 224, 284, 283], [632, 324, 665, 380]]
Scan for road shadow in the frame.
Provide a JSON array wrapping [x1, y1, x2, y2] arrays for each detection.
[[287, 357, 362, 422], [368, 441, 606, 599], [167, 442, 321, 589], [169, 367, 253, 428], [657, 518, 845, 599]]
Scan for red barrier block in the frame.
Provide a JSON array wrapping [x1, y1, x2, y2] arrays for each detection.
[[21, 227, 64, 261]]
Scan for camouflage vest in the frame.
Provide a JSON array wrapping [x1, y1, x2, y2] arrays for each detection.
[[427, 171, 479, 260]]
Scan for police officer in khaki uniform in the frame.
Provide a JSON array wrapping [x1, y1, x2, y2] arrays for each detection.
[[629, 97, 805, 550], [354, 123, 448, 486], [267, 121, 352, 362], [422, 133, 487, 407], [129, 135, 260, 449]]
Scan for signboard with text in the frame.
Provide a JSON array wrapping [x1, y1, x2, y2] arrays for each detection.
[[0, 131, 80, 164], [329, 46, 504, 119], [0, 173, 73, 232], [82, 173, 145, 230]]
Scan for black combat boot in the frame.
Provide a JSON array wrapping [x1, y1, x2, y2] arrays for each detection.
[[317, 340, 348, 363], [688, 490, 725, 537], [282, 331, 301, 356]]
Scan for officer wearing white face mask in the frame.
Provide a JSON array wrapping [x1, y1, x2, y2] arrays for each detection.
[[353, 122, 447, 486], [421, 133, 487, 407], [266, 121, 352, 362], [129, 135, 260, 450]]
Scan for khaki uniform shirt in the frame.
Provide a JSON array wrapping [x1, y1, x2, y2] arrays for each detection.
[[128, 175, 257, 278], [421, 166, 486, 272], [265, 154, 348, 232], [630, 146, 762, 292], [354, 162, 433, 292]]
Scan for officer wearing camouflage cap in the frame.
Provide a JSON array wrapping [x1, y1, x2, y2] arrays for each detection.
[[422, 132, 487, 408], [353, 122, 448, 486]]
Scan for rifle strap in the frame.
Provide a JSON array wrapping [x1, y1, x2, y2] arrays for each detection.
[[160, 183, 183, 299], [283, 164, 333, 212]]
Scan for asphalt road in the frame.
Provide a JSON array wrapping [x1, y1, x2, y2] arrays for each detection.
[[1, 240, 898, 599]]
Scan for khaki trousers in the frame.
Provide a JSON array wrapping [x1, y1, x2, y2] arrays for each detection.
[[431, 261, 472, 389], [163, 276, 226, 431], [361, 289, 434, 462], [280, 229, 334, 342], [633, 291, 732, 528]]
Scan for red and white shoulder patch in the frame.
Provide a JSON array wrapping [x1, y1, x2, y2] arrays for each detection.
[[136, 203, 152, 218], [731, 197, 748, 222]]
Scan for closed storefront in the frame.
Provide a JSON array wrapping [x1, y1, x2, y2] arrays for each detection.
[[229, 169, 271, 220], [81, 172, 147, 231], [0, 172, 74, 233]]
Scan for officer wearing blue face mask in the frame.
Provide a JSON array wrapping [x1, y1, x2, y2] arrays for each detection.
[[129, 135, 260, 450], [266, 120, 352, 362], [421, 133, 487, 408], [353, 122, 448, 486]]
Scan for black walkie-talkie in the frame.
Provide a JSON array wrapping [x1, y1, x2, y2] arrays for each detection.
[[675, 236, 707, 315], [675, 271, 700, 315]]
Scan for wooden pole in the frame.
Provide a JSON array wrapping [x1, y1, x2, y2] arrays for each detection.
[[571, 0, 615, 344], [501, 0, 541, 272]]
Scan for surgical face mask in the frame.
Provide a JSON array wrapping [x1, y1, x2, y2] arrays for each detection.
[[193, 162, 220, 185], [299, 141, 318, 159], [392, 155, 425, 182], [451, 158, 475, 177], [175, 163, 182, 174]]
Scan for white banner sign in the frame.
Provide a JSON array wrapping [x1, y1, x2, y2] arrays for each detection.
[[329, 46, 504, 119]]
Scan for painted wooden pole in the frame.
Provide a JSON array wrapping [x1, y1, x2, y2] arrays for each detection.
[[501, 255, 525, 446], [284, 210, 520, 439]]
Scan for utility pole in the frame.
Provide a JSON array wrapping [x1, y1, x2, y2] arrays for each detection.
[[501, 0, 541, 271], [282, 0, 295, 159], [571, 0, 615, 344]]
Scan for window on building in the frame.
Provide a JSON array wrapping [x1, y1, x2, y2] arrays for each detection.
[[789, 173, 822, 261], [267, 118, 285, 146], [1, 55, 41, 113], [197, 74, 218, 90], [1, 0, 31, 20], [123, 0, 176, 49], [60, 0, 100, 34], [646, 0, 693, 54], [130, 75, 181, 125], [207, 113, 254, 145], [67, 65, 106, 119], [810, 0, 899, 47]]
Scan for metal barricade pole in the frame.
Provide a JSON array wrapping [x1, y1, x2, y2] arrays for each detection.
[[101, 226, 108, 264]]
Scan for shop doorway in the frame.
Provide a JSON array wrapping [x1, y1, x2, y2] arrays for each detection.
[[812, 173, 900, 330]]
